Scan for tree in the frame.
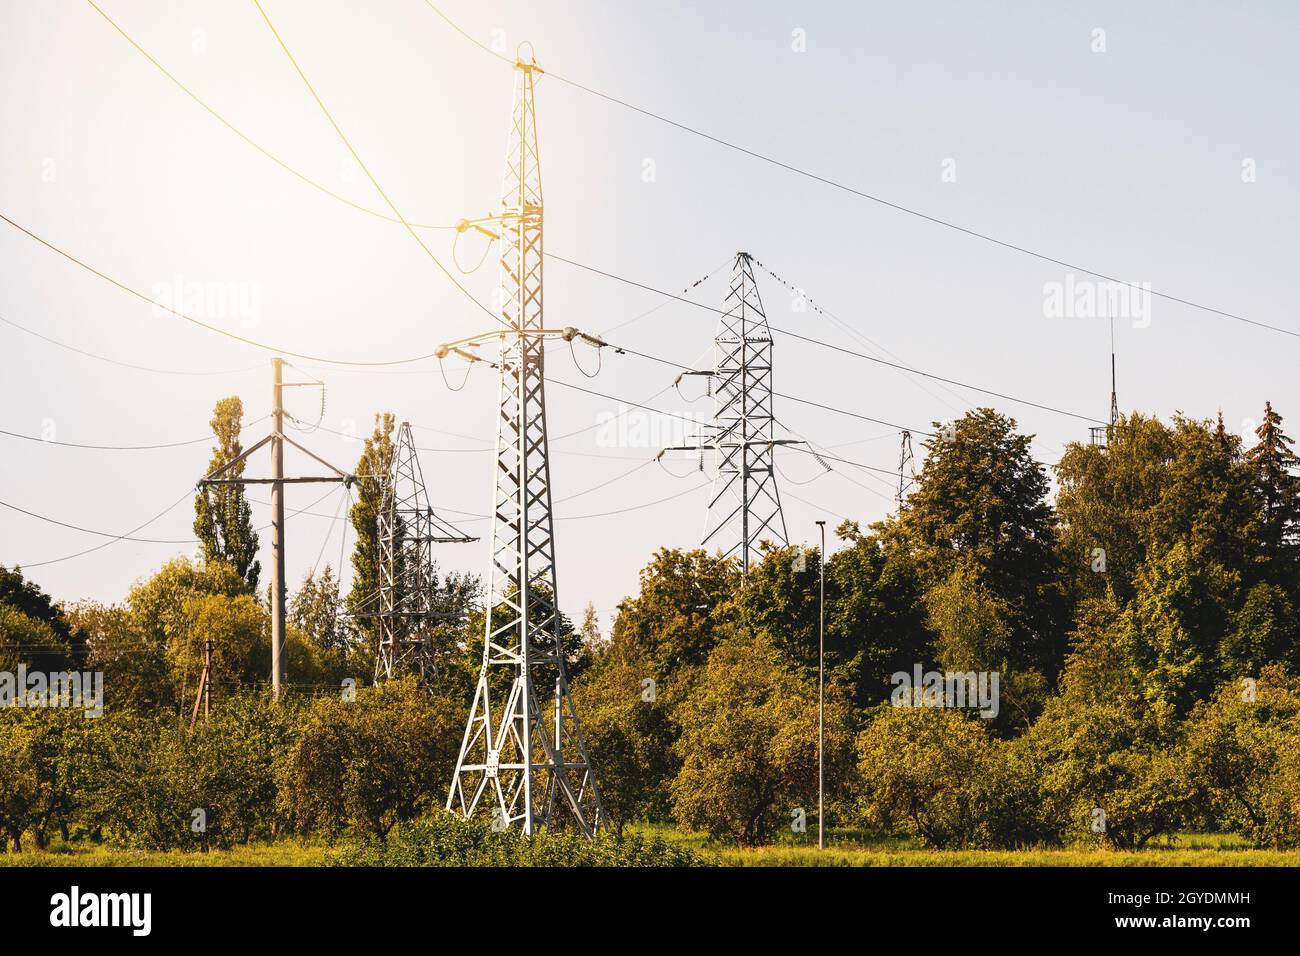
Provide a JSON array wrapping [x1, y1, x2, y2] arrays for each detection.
[[609, 548, 740, 684], [278, 679, 465, 839], [826, 523, 931, 707], [1024, 610, 1195, 849], [125, 557, 249, 709], [888, 408, 1066, 678], [0, 717, 39, 851], [570, 643, 678, 833], [1055, 413, 1175, 603], [1221, 582, 1300, 677], [1121, 541, 1235, 715], [193, 396, 260, 592], [0, 604, 61, 675], [67, 602, 168, 712], [1246, 401, 1300, 575], [670, 634, 855, 846], [290, 565, 348, 654], [1057, 413, 1260, 604], [345, 413, 396, 666], [1180, 666, 1300, 848], [855, 705, 1012, 849], [0, 564, 83, 670]]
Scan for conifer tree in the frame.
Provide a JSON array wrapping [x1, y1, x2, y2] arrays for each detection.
[[1246, 401, 1300, 566]]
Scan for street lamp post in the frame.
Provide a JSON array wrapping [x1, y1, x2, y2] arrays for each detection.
[[816, 519, 826, 850]]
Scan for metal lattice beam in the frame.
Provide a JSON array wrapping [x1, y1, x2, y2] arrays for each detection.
[[372, 421, 475, 682], [663, 252, 799, 575], [447, 55, 604, 837]]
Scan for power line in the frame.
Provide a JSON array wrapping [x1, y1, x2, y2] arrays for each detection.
[[12, 489, 196, 568], [548, 253, 1104, 425], [0, 211, 444, 367], [421, 1, 1295, 341], [0, 497, 196, 544], [0, 416, 268, 452], [85, 0, 1292, 347], [0, 313, 263, 377], [249, 0, 505, 331]]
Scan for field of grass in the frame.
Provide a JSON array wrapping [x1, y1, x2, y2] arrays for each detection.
[[3, 829, 1297, 867], [638, 826, 1300, 866]]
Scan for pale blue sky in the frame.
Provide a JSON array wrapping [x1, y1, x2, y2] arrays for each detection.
[[2, 0, 1296, 633]]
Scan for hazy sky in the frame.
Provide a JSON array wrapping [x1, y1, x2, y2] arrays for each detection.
[[2, 0, 1297, 634]]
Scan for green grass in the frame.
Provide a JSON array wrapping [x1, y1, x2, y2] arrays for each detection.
[[4, 829, 1297, 867], [0, 840, 331, 867], [630, 825, 1300, 867]]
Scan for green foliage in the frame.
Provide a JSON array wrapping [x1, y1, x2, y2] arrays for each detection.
[[345, 412, 396, 667], [278, 679, 464, 839], [825, 523, 931, 707], [609, 547, 740, 682], [1120, 541, 1235, 715], [889, 408, 1066, 678], [854, 704, 1042, 849], [0, 604, 61, 675], [1247, 401, 1300, 573], [193, 396, 260, 592], [570, 643, 678, 832], [670, 634, 855, 846], [0, 717, 40, 851], [1024, 665, 1193, 849], [1180, 666, 1300, 849], [0, 564, 82, 671], [333, 811, 713, 867], [67, 602, 168, 712]]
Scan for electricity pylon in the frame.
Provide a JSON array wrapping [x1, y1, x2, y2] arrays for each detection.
[[661, 251, 799, 574], [367, 421, 475, 682], [443, 51, 604, 836], [897, 429, 916, 511]]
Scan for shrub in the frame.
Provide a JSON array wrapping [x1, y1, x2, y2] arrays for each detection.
[[1180, 666, 1300, 848], [854, 704, 1034, 849], [670, 634, 855, 846], [278, 679, 465, 840], [333, 811, 713, 867]]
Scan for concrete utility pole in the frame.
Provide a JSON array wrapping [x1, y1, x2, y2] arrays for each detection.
[[816, 518, 826, 850], [270, 357, 285, 699], [199, 357, 353, 701]]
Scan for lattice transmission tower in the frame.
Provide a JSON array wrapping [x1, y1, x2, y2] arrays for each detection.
[[442, 51, 604, 836], [366, 421, 475, 682], [896, 429, 916, 511], [663, 252, 799, 574]]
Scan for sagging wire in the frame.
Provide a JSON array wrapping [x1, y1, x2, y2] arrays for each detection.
[[673, 369, 714, 403], [451, 226, 493, 274], [438, 355, 476, 391], [283, 361, 326, 432], [568, 336, 602, 378]]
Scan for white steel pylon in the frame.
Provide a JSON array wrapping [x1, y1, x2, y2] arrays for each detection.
[[444, 52, 604, 836], [663, 252, 799, 575]]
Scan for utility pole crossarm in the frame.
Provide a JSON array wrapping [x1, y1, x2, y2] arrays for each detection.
[[193, 357, 354, 701]]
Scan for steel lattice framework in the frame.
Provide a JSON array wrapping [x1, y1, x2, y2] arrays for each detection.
[[372, 421, 475, 682], [665, 252, 798, 574], [446, 55, 604, 836]]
